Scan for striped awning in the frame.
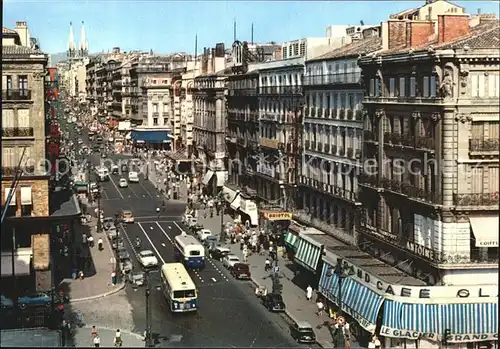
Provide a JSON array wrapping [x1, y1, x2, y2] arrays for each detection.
[[382, 300, 498, 343], [284, 232, 298, 250], [318, 261, 385, 333], [293, 234, 322, 272]]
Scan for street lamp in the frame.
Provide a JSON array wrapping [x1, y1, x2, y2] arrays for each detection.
[[114, 213, 121, 280], [87, 163, 92, 204], [217, 191, 229, 242], [325, 258, 355, 316], [132, 271, 161, 348], [95, 183, 102, 231]]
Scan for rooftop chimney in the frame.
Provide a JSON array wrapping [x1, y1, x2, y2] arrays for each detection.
[[438, 14, 470, 44], [406, 21, 434, 48], [15, 21, 30, 47]]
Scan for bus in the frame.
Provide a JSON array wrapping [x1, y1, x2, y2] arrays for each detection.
[[173, 233, 205, 269], [160, 263, 198, 312]]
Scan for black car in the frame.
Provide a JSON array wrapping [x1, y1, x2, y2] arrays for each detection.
[[209, 246, 231, 261], [262, 293, 286, 312], [117, 248, 130, 261], [120, 163, 129, 172], [290, 321, 316, 343]]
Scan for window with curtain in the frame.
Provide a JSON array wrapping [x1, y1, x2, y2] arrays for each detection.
[[471, 122, 484, 140], [2, 109, 15, 128], [399, 77, 406, 97], [423, 76, 430, 97], [487, 167, 499, 194], [471, 166, 484, 194], [18, 109, 30, 128], [488, 121, 499, 139], [369, 79, 375, 96], [389, 78, 395, 97], [410, 76, 416, 97]]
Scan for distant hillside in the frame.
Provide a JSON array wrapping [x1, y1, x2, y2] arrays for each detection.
[[50, 52, 67, 66]]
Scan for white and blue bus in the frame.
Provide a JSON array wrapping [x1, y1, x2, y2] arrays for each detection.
[[173, 233, 205, 269], [160, 263, 198, 312]]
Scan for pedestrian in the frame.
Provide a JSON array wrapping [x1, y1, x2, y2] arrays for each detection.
[[78, 270, 84, 280], [82, 233, 87, 245], [93, 334, 101, 347], [114, 329, 122, 347], [316, 299, 324, 316], [88, 235, 94, 247], [265, 258, 271, 272], [98, 237, 103, 251], [368, 335, 381, 349], [91, 325, 98, 338], [306, 285, 313, 301]]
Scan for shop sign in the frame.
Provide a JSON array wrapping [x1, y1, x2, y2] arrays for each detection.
[[215, 152, 225, 159], [380, 327, 498, 343], [264, 212, 293, 221], [324, 252, 498, 301], [240, 200, 257, 213], [256, 165, 274, 177]]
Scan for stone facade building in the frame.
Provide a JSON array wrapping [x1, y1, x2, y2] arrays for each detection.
[[357, 14, 499, 287]]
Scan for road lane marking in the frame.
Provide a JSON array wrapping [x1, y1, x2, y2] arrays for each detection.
[[207, 258, 229, 281], [133, 215, 181, 220], [137, 223, 165, 264], [173, 221, 185, 234], [155, 222, 173, 244], [161, 243, 165, 247], [211, 277, 216, 282], [127, 184, 141, 198], [138, 180, 154, 198], [108, 175, 124, 199], [101, 188, 110, 200], [193, 270, 204, 283], [119, 224, 139, 258]]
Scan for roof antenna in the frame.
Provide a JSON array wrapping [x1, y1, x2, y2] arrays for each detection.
[[194, 33, 198, 67], [251, 23, 254, 44]]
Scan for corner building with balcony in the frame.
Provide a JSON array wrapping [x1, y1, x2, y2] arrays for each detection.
[[355, 13, 498, 349], [2, 24, 81, 305], [300, 27, 381, 245]]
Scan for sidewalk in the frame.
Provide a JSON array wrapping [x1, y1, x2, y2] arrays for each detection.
[[147, 167, 188, 203], [59, 205, 124, 303], [69, 326, 144, 347], [197, 214, 346, 348]]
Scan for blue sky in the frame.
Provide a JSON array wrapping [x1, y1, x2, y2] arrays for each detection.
[[3, 0, 499, 54]]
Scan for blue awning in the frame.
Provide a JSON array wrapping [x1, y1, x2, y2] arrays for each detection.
[[131, 130, 171, 144], [319, 261, 385, 333], [293, 234, 322, 272], [382, 300, 498, 343]]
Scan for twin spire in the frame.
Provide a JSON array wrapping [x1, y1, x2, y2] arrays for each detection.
[[67, 21, 88, 59]]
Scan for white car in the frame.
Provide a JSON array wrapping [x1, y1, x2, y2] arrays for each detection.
[[128, 171, 139, 183], [182, 214, 193, 225], [138, 250, 158, 268], [222, 254, 240, 269], [119, 178, 128, 188], [187, 217, 198, 228], [197, 229, 212, 242]]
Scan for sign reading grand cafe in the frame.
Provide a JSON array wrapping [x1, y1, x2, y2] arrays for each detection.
[[286, 230, 498, 349]]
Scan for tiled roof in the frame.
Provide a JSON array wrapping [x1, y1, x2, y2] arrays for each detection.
[[2, 45, 45, 57], [308, 36, 382, 62], [2, 27, 17, 34]]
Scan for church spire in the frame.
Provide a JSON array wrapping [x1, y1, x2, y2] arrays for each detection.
[[79, 21, 88, 57], [68, 22, 76, 59]]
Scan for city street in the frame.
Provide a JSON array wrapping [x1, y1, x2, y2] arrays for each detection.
[[70, 129, 310, 347]]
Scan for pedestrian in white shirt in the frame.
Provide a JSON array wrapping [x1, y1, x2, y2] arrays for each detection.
[[306, 285, 313, 301]]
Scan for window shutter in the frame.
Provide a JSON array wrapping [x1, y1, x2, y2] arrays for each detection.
[[488, 167, 499, 194], [423, 77, 430, 97], [471, 123, 484, 140], [471, 167, 484, 194], [471, 74, 479, 97], [410, 77, 416, 97], [478, 74, 485, 97], [399, 77, 406, 97], [488, 122, 499, 139], [369, 79, 375, 96]]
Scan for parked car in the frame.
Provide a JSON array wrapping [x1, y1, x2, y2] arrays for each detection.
[[138, 250, 158, 268], [102, 217, 114, 230], [117, 247, 130, 261], [203, 235, 218, 249], [230, 263, 251, 280], [209, 246, 231, 261], [120, 163, 129, 172], [111, 165, 119, 175], [290, 321, 316, 343], [262, 293, 286, 312], [107, 226, 119, 240], [17, 292, 56, 310], [121, 258, 133, 274], [196, 229, 212, 242], [128, 171, 139, 183], [119, 178, 128, 188], [181, 214, 192, 225], [121, 210, 135, 223], [222, 254, 240, 269], [190, 223, 204, 234], [187, 217, 198, 228]]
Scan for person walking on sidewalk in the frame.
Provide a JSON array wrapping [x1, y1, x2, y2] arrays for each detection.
[[114, 329, 122, 347], [265, 258, 271, 272], [306, 285, 313, 301], [316, 299, 325, 316], [91, 325, 98, 338], [93, 334, 101, 347]]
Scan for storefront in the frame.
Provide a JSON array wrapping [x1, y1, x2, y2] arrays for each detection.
[[222, 186, 239, 207], [239, 199, 259, 227], [293, 231, 323, 273], [201, 170, 228, 197], [230, 192, 242, 211], [131, 129, 172, 150]]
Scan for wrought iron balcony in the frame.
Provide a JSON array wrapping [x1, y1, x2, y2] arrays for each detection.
[[346, 147, 353, 158], [305, 140, 310, 150], [346, 109, 354, 120], [401, 183, 441, 204], [359, 173, 378, 186], [469, 138, 499, 153], [311, 141, 317, 150], [318, 109, 324, 118], [453, 192, 499, 206], [355, 149, 362, 159], [152, 111, 159, 117], [303, 72, 361, 86], [338, 147, 345, 156], [2, 89, 32, 101], [325, 109, 331, 118], [381, 177, 402, 193], [339, 109, 345, 120], [331, 145, 337, 154], [401, 133, 414, 146], [355, 110, 363, 121], [415, 135, 435, 150], [1, 165, 35, 176], [317, 142, 323, 152], [2, 127, 34, 137], [324, 144, 330, 153], [311, 108, 316, 117], [304, 108, 310, 117], [384, 132, 402, 145]]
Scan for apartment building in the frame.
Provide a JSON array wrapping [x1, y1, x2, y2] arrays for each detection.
[[194, 44, 230, 196], [2, 23, 80, 296], [355, 14, 498, 349], [299, 26, 381, 245]]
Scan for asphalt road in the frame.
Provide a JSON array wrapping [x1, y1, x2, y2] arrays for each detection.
[[64, 122, 312, 348]]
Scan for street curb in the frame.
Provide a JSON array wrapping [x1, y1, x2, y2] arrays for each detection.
[[80, 325, 144, 340], [248, 275, 326, 348], [70, 282, 126, 303]]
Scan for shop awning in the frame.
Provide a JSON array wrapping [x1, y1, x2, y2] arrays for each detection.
[[230, 194, 241, 210], [1, 248, 32, 276], [319, 261, 385, 334], [201, 170, 214, 186], [284, 231, 299, 250], [21, 187, 32, 205], [131, 129, 171, 144], [249, 210, 259, 227], [222, 186, 239, 203], [294, 233, 323, 272], [216, 171, 228, 187], [4, 188, 16, 206], [125, 132, 132, 140], [382, 300, 498, 343], [469, 215, 499, 247]]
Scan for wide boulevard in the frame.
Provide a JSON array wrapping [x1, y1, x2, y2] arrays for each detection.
[[65, 123, 310, 347]]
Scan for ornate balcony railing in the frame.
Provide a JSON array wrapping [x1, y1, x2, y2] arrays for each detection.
[[469, 138, 500, 153], [453, 192, 499, 206], [331, 145, 338, 154], [415, 135, 435, 150], [346, 109, 354, 120], [2, 127, 34, 137], [363, 130, 377, 142], [359, 173, 378, 186], [303, 72, 361, 86], [355, 149, 362, 159], [324, 144, 330, 153], [339, 109, 345, 120], [1, 165, 36, 176], [346, 147, 353, 158], [2, 89, 32, 101], [325, 109, 331, 118], [318, 109, 323, 118], [305, 140, 310, 150], [402, 183, 441, 204], [338, 147, 345, 156], [355, 110, 363, 121]]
